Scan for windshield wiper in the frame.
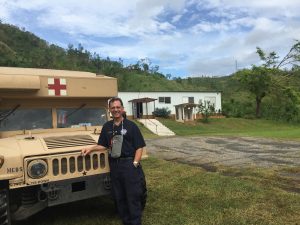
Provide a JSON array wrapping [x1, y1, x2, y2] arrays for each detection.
[[0, 104, 21, 124], [66, 103, 86, 118]]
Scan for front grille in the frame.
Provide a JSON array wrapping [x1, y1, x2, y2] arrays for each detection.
[[44, 135, 96, 149], [51, 153, 106, 176], [23, 152, 109, 187]]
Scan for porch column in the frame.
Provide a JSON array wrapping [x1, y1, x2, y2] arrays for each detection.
[[146, 102, 148, 118], [131, 103, 135, 119]]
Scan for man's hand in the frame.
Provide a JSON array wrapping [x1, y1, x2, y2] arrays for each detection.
[[81, 145, 106, 156], [81, 147, 93, 156]]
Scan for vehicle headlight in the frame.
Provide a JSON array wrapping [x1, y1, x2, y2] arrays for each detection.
[[27, 159, 48, 179]]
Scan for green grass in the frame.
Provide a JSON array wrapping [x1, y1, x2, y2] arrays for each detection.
[[19, 157, 300, 225], [158, 118, 300, 140], [16, 118, 300, 225]]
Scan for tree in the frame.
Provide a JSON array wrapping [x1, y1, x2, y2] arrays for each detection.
[[197, 100, 215, 123], [165, 74, 172, 80], [277, 41, 300, 69], [257, 40, 300, 69], [150, 65, 159, 74], [138, 58, 151, 72], [235, 40, 300, 118], [235, 66, 272, 117], [256, 47, 279, 68], [261, 86, 300, 122]]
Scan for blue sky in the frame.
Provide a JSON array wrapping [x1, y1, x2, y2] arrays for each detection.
[[1, 0, 300, 77]]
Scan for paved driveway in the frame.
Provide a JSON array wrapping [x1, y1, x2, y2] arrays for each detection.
[[145, 136, 300, 170]]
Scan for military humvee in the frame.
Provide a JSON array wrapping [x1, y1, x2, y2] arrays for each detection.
[[0, 67, 117, 224]]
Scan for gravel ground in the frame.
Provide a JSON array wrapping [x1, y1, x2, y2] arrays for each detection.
[[145, 136, 300, 169], [145, 136, 300, 193]]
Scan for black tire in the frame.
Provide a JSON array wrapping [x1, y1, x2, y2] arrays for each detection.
[[0, 181, 11, 225]]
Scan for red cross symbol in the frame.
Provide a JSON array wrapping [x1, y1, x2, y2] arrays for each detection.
[[48, 78, 67, 96]]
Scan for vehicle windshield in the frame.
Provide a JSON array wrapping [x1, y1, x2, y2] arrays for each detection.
[[57, 108, 107, 128], [0, 109, 52, 131]]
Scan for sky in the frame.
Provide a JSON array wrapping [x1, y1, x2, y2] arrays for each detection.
[[0, 0, 300, 77]]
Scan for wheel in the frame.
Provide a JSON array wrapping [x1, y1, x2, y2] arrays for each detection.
[[0, 182, 11, 225]]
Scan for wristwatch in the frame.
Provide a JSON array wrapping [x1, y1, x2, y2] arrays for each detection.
[[133, 161, 139, 168]]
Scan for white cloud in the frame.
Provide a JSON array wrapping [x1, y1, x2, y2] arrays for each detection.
[[172, 14, 182, 23], [188, 56, 237, 76], [0, 0, 299, 76]]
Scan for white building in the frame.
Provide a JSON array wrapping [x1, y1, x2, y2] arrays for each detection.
[[118, 91, 222, 122]]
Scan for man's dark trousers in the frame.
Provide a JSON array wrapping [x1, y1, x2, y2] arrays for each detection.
[[110, 158, 145, 225]]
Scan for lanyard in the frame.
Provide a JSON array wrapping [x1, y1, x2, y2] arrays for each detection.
[[112, 120, 123, 136]]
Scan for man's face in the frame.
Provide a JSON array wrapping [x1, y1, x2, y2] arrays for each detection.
[[109, 100, 124, 119]]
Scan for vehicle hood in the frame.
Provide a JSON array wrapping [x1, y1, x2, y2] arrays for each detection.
[[0, 131, 99, 158]]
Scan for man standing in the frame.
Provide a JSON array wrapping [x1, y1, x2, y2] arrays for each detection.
[[82, 97, 146, 225]]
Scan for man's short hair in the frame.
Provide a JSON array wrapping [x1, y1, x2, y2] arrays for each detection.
[[109, 97, 124, 107]]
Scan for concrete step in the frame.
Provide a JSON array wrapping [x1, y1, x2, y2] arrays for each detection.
[[138, 119, 175, 136]]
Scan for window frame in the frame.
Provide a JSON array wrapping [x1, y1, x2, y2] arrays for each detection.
[[158, 96, 171, 104]]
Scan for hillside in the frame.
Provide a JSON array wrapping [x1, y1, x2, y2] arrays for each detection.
[[0, 21, 234, 93], [1, 22, 300, 122]]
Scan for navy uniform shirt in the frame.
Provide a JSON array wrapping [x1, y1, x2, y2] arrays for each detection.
[[98, 119, 146, 157]]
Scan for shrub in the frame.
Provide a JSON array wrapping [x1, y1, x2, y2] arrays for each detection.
[[152, 107, 171, 118], [197, 101, 215, 123]]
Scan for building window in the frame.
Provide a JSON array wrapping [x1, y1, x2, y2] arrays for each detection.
[[188, 97, 194, 103], [165, 97, 171, 103], [159, 97, 171, 104], [182, 96, 194, 104]]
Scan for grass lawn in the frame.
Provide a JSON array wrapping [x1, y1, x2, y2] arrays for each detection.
[[20, 157, 300, 225], [17, 118, 300, 225], [158, 117, 300, 141]]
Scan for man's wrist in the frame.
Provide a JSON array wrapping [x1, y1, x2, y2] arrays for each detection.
[[133, 161, 139, 168]]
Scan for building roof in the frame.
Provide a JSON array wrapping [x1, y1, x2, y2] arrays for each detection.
[[120, 90, 222, 93], [128, 97, 157, 103]]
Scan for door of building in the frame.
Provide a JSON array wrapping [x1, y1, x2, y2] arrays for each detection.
[[136, 102, 143, 118]]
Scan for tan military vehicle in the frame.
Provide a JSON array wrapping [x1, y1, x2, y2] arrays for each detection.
[[0, 67, 117, 224]]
